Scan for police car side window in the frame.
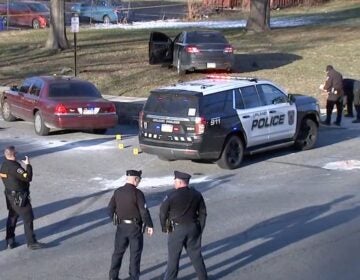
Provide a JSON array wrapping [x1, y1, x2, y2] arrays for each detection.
[[234, 89, 244, 109], [239, 86, 261, 109], [201, 90, 232, 114], [257, 84, 287, 105]]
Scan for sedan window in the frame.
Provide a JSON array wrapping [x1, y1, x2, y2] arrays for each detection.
[[186, 32, 228, 44], [19, 80, 32, 94], [48, 82, 102, 98], [29, 80, 43, 96]]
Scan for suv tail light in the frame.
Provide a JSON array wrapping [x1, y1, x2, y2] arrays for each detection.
[[139, 111, 144, 129], [195, 117, 206, 134], [224, 45, 234, 53], [54, 104, 67, 114], [185, 46, 200, 53]]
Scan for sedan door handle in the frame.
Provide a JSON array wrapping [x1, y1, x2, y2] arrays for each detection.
[[269, 110, 277, 113], [242, 115, 250, 119]]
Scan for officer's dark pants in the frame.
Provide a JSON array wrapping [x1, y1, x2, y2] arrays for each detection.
[[164, 223, 207, 280], [355, 105, 360, 120], [109, 224, 143, 280], [5, 196, 36, 245], [326, 99, 343, 124], [345, 92, 354, 116]]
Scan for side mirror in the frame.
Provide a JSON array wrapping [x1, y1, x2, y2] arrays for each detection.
[[10, 85, 18, 91], [288, 94, 295, 104]]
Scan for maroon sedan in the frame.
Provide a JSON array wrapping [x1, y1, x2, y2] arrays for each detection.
[[1, 76, 118, 136]]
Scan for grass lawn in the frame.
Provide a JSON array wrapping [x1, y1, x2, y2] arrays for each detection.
[[0, 0, 359, 107]]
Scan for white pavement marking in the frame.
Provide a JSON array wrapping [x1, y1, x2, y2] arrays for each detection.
[[97, 175, 212, 190], [322, 160, 360, 171]]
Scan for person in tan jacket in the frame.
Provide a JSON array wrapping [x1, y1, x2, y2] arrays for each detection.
[[320, 65, 344, 126]]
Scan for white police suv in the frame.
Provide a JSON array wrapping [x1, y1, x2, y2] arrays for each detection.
[[139, 76, 320, 169]]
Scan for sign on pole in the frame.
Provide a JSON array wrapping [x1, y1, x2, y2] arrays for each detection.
[[71, 15, 79, 33]]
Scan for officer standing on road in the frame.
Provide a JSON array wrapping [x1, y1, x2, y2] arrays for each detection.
[[0, 146, 43, 250], [160, 171, 208, 280], [108, 170, 154, 280], [320, 65, 344, 126]]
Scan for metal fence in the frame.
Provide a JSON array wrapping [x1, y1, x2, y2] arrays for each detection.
[[0, 0, 188, 31]]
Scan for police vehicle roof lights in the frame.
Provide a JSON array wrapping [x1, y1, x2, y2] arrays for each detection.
[[206, 74, 258, 83]]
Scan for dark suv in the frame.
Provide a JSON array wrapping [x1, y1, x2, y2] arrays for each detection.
[[139, 76, 320, 169]]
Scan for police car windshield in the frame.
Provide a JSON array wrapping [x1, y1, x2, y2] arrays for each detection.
[[145, 91, 199, 116]]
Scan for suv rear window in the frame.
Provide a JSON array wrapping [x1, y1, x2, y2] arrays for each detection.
[[187, 32, 228, 44], [145, 91, 199, 116]]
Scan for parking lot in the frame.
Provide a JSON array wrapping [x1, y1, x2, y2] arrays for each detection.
[[0, 112, 359, 279]]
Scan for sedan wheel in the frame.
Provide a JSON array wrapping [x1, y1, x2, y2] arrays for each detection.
[[103, 16, 110, 24], [32, 19, 40, 29], [177, 57, 185, 75], [294, 118, 318, 150], [34, 111, 50, 136], [217, 135, 244, 169], [1, 100, 16, 121]]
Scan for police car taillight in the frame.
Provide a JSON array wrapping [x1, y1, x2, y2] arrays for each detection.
[[139, 111, 144, 129], [185, 46, 200, 53], [195, 117, 206, 134]]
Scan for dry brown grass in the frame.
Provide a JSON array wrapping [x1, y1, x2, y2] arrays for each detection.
[[0, 0, 359, 107]]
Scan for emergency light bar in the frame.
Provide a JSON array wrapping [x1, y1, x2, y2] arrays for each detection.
[[206, 75, 258, 83]]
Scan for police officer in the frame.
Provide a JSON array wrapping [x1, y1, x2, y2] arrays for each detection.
[[108, 170, 154, 280], [320, 65, 344, 126], [160, 171, 208, 280], [0, 146, 43, 250]]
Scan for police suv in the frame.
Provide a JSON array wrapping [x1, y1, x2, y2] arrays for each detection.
[[139, 76, 320, 169]]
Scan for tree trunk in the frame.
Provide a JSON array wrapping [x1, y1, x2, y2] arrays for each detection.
[[246, 0, 271, 32], [46, 0, 69, 50]]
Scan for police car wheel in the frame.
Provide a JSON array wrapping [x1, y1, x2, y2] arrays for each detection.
[[294, 118, 318, 151], [1, 100, 16, 121], [217, 135, 244, 169], [34, 111, 50, 136]]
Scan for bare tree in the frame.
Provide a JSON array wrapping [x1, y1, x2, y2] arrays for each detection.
[[246, 0, 271, 32], [46, 0, 69, 50]]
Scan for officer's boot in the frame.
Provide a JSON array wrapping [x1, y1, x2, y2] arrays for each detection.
[[6, 238, 19, 249]]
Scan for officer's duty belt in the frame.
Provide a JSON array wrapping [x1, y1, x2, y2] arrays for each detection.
[[120, 219, 138, 224]]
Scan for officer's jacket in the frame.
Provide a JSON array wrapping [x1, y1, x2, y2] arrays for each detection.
[[108, 183, 153, 228], [324, 68, 344, 99], [159, 186, 207, 232], [0, 159, 33, 192]]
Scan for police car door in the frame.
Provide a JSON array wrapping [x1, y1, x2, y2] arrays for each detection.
[[234, 86, 270, 147], [256, 84, 297, 141]]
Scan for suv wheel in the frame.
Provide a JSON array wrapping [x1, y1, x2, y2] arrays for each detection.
[[34, 111, 50, 136], [294, 118, 318, 150], [1, 100, 16, 121], [217, 135, 244, 169]]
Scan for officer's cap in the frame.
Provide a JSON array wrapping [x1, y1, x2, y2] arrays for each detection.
[[174, 170, 191, 181], [126, 170, 142, 178]]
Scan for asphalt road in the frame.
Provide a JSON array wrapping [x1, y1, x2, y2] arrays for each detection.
[[0, 116, 359, 280]]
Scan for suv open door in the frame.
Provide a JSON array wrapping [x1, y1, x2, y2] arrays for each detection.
[[149, 32, 173, 64]]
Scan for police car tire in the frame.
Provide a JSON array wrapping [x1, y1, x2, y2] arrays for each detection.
[[34, 111, 50, 136], [217, 135, 244, 169], [294, 118, 318, 151], [1, 100, 16, 121]]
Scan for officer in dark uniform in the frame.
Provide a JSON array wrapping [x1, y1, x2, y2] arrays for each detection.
[[160, 171, 208, 280], [0, 146, 43, 250], [108, 170, 154, 280]]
